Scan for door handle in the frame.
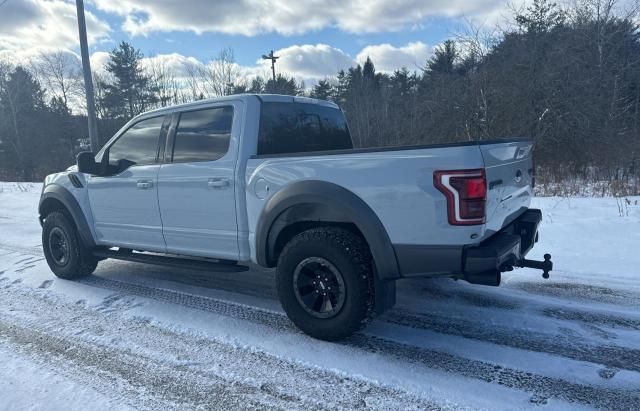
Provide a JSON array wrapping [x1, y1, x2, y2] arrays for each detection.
[[136, 180, 154, 190], [208, 178, 230, 189]]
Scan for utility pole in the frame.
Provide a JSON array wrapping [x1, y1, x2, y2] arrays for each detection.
[[75, 0, 100, 153], [262, 50, 279, 83]]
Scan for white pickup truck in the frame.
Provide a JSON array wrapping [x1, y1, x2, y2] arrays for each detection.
[[39, 94, 552, 340]]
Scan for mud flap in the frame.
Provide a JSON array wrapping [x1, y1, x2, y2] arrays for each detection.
[[374, 277, 396, 315]]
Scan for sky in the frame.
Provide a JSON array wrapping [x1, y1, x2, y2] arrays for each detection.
[[0, 0, 523, 85]]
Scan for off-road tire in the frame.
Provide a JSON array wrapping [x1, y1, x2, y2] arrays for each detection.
[[276, 227, 375, 341], [42, 211, 98, 280]]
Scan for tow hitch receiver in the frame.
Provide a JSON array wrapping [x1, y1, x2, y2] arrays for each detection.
[[517, 254, 553, 279]]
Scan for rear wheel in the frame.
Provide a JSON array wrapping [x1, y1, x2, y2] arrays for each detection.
[[276, 227, 374, 341], [42, 211, 98, 280]]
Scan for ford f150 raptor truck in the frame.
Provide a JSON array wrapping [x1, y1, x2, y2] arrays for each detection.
[[39, 94, 552, 340]]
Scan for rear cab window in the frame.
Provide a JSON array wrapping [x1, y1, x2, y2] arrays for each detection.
[[257, 102, 353, 156]]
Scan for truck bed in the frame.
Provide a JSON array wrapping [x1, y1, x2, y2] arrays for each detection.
[[245, 139, 534, 250]]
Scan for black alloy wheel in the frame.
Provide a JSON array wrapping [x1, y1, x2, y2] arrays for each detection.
[[293, 256, 346, 319]]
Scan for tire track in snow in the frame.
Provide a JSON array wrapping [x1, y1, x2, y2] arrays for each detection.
[[3, 243, 640, 372], [93, 261, 640, 372], [543, 308, 640, 331], [0, 285, 444, 411], [404, 281, 640, 332], [383, 309, 640, 372], [513, 281, 640, 307], [103, 258, 640, 339], [5, 242, 640, 329], [0, 243, 41, 256], [0, 322, 280, 411], [77, 276, 640, 410], [407, 283, 520, 310]]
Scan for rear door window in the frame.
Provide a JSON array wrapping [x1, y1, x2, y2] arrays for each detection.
[[172, 106, 233, 163], [257, 102, 353, 155]]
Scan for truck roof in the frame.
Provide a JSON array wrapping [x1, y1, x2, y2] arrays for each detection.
[[141, 94, 339, 119]]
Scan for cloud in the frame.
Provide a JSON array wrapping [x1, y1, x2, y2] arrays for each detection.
[[260, 44, 355, 80], [93, 0, 508, 36], [140, 53, 204, 78], [89, 51, 112, 76], [0, 0, 110, 55], [335, 0, 505, 33], [89, 51, 205, 80], [356, 42, 432, 72]]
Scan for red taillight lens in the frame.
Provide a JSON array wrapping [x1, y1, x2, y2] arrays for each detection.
[[451, 177, 486, 199], [434, 169, 486, 225]]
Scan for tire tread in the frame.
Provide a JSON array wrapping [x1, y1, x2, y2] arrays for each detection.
[[276, 227, 375, 340], [42, 211, 97, 280]]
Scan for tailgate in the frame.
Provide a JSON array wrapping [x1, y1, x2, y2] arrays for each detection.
[[480, 140, 534, 236]]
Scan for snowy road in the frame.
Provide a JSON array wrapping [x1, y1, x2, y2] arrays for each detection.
[[0, 182, 639, 410]]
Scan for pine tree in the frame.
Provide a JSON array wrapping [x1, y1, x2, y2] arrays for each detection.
[[362, 57, 376, 80], [99, 42, 158, 120], [310, 79, 333, 100], [515, 0, 566, 33], [0, 67, 47, 179], [264, 74, 300, 96], [428, 40, 458, 74]]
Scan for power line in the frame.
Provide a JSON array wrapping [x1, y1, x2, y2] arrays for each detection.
[[0, 0, 11, 9]]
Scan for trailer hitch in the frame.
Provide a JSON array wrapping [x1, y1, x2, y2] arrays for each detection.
[[517, 254, 553, 279]]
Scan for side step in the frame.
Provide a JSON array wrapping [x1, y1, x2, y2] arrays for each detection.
[[93, 249, 249, 273]]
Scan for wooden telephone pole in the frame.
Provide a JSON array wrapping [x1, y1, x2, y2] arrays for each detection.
[[75, 0, 100, 153], [262, 50, 279, 82]]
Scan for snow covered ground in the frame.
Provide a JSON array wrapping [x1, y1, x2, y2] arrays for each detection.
[[0, 181, 638, 410]]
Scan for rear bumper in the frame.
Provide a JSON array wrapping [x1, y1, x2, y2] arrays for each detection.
[[465, 209, 541, 273], [394, 209, 542, 283]]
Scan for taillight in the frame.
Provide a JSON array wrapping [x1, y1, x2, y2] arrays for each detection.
[[434, 169, 486, 225]]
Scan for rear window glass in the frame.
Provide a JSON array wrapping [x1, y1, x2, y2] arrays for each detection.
[[257, 102, 353, 155], [172, 106, 233, 163]]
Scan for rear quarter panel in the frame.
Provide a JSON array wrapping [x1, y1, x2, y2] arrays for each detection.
[[245, 146, 487, 262]]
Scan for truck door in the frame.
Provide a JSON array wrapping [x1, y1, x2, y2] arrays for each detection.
[[87, 115, 169, 252], [157, 104, 240, 260]]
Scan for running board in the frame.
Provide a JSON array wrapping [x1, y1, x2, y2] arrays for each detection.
[[93, 249, 249, 273]]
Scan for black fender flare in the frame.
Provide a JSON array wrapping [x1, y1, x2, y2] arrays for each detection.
[[39, 185, 96, 249], [255, 180, 401, 281]]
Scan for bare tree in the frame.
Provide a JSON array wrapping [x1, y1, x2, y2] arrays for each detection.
[[184, 62, 207, 100], [145, 58, 182, 108], [34, 51, 83, 112], [213, 48, 242, 96], [199, 48, 243, 98]]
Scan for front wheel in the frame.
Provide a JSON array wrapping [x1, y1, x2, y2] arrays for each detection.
[[276, 227, 374, 341], [42, 211, 98, 280]]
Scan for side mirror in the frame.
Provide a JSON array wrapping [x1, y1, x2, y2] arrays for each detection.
[[76, 151, 97, 174]]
